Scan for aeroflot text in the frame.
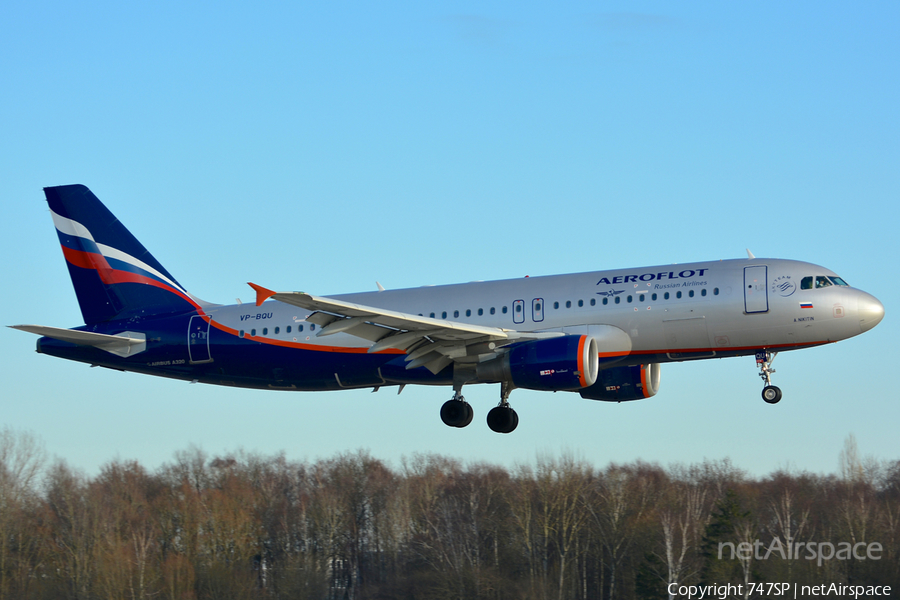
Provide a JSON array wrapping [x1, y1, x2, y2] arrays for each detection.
[[596, 269, 709, 285]]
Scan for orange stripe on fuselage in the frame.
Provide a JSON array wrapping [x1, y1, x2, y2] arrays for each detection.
[[208, 320, 405, 355]]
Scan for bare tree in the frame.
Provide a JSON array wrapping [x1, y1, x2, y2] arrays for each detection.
[[587, 463, 656, 600], [656, 467, 711, 599], [0, 427, 45, 598]]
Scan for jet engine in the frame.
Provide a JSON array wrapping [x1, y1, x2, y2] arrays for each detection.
[[477, 335, 599, 391], [579, 363, 661, 401]]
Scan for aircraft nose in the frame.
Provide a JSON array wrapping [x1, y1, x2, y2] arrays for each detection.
[[858, 292, 884, 333]]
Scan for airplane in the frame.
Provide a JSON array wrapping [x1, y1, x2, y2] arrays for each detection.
[[12, 185, 885, 433]]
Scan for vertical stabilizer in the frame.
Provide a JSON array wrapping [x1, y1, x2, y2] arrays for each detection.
[[45, 185, 199, 324]]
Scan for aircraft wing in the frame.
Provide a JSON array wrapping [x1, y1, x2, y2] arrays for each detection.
[[249, 283, 561, 374]]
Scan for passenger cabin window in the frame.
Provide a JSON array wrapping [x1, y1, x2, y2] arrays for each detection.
[[502, 306, 508, 314], [490, 307, 496, 315]]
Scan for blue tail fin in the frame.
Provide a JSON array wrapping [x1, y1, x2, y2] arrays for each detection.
[[45, 184, 200, 325]]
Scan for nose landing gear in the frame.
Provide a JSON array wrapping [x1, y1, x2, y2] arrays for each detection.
[[757, 350, 782, 404]]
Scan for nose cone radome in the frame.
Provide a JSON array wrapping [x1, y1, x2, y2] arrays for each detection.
[[858, 293, 884, 333]]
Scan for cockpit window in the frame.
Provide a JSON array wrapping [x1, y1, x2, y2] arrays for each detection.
[[802, 275, 849, 290]]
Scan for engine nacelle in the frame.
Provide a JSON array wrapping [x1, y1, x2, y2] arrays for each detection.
[[477, 335, 599, 391], [579, 363, 661, 401]]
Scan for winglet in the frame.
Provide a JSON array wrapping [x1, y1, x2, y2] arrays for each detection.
[[248, 283, 277, 306]]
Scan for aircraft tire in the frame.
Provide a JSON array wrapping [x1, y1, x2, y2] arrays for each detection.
[[487, 406, 518, 434], [507, 409, 519, 433], [762, 385, 782, 404], [441, 399, 469, 427], [459, 402, 474, 428]]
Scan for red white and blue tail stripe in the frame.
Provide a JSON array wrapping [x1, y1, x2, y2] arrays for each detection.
[[45, 185, 202, 324]]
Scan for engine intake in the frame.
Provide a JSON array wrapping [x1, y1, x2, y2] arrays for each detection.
[[477, 335, 599, 391], [579, 363, 661, 401]]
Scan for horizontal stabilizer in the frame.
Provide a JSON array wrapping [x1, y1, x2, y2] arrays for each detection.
[[9, 325, 147, 357]]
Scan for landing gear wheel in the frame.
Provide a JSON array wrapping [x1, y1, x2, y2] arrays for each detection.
[[762, 385, 782, 404], [440, 398, 473, 428], [756, 351, 782, 405], [460, 402, 473, 427], [487, 405, 518, 434]]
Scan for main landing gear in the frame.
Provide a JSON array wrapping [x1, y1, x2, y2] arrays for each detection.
[[756, 350, 782, 404], [439, 382, 519, 433], [486, 382, 518, 434], [440, 387, 474, 428]]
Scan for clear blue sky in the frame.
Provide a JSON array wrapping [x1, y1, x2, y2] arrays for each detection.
[[2, 1, 897, 477]]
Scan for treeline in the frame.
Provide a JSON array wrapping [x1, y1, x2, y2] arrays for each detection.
[[0, 430, 898, 600]]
